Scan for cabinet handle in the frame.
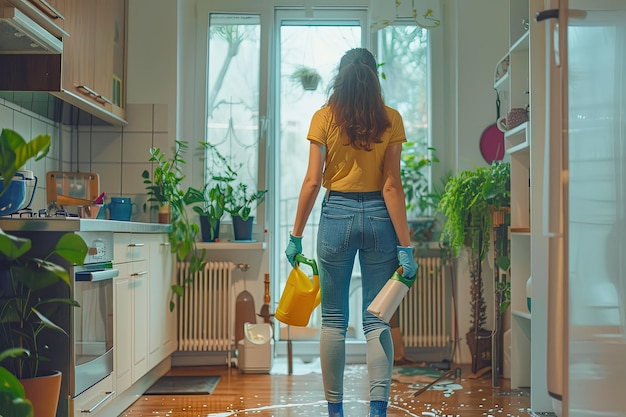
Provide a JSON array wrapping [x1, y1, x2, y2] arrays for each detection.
[[128, 243, 145, 247], [35, 0, 65, 20], [96, 95, 113, 105], [131, 271, 148, 277], [81, 391, 115, 413], [76, 85, 98, 97], [160, 242, 171, 247]]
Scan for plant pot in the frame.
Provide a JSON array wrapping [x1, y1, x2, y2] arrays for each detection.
[[408, 217, 436, 243], [232, 216, 254, 241], [466, 329, 492, 374], [199, 216, 221, 242], [300, 73, 320, 91], [158, 203, 170, 224], [20, 370, 62, 417]]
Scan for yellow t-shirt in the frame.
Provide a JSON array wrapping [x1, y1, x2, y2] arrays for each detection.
[[307, 105, 406, 192]]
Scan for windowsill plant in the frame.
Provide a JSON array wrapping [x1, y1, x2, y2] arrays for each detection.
[[225, 182, 267, 241], [400, 144, 446, 246], [192, 142, 239, 242]]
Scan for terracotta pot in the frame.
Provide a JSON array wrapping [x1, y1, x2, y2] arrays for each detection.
[[21, 370, 62, 417], [158, 203, 170, 224]]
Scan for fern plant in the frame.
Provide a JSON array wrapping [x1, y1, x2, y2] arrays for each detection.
[[437, 161, 510, 332]]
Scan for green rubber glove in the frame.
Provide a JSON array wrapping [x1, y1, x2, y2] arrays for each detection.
[[285, 233, 303, 267], [397, 246, 417, 279]]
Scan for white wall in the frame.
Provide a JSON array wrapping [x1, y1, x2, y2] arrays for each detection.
[[440, 0, 509, 364]]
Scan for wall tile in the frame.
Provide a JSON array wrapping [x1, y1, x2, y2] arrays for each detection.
[[91, 132, 123, 163], [153, 104, 168, 132], [13, 112, 32, 141], [0, 102, 14, 130], [152, 132, 169, 152], [121, 162, 151, 195], [125, 104, 153, 132], [122, 132, 153, 163], [92, 162, 122, 196]]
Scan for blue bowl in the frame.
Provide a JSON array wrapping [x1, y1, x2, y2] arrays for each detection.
[[0, 178, 27, 215]]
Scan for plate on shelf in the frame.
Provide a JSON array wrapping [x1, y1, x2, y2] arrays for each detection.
[[479, 123, 505, 163]]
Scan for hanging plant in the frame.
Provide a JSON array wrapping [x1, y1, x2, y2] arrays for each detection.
[[291, 66, 321, 91]]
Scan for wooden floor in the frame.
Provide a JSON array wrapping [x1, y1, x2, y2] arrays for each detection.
[[120, 361, 533, 417]]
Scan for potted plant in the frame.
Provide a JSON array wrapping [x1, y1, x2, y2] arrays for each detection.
[[437, 160, 510, 375], [225, 182, 267, 241], [141, 140, 206, 310], [400, 144, 445, 246], [290, 65, 321, 91], [0, 129, 89, 417], [192, 143, 239, 242]]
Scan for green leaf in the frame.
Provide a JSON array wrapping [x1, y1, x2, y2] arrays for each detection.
[[0, 231, 31, 259], [53, 233, 89, 266], [31, 308, 68, 336]]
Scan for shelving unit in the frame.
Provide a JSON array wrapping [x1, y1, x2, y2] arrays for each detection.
[[494, 1, 552, 412]]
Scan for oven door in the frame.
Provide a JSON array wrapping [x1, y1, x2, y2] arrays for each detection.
[[73, 264, 118, 397]]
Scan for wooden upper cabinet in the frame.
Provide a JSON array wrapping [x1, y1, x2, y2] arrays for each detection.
[[27, 0, 66, 31], [61, 0, 126, 121], [4, 0, 68, 37]]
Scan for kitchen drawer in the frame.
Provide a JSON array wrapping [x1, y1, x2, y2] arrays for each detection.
[[113, 233, 148, 264], [130, 259, 148, 277]]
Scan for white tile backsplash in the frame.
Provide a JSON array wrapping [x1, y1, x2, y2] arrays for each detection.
[[122, 132, 153, 163], [92, 162, 122, 196], [91, 132, 123, 163], [1, 101, 170, 217], [125, 104, 154, 131], [121, 162, 152, 194], [153, 104, 168, 132]]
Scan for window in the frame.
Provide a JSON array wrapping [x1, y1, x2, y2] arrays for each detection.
[[205, 14, 262, 220]]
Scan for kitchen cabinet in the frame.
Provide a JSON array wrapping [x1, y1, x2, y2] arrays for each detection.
[[148, 234, 177, 368], [4, 0, 68, 36], [61, 0, 126, 122], [494, 0, 551, 412], [113, 231, 175, 400], [0, 0, 127, 125]]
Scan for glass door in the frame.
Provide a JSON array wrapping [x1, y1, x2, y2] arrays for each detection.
[[273, 8, 367, 345]]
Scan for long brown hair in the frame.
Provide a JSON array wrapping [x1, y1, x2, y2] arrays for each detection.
[[328, 48, 391, 151]]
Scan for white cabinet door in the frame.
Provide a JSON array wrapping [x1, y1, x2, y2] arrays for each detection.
[[114, 263, 132, 394], [148, 234, 177, 368]]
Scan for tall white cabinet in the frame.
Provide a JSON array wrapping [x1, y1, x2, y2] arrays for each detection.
[[495, 0, 552, 412]]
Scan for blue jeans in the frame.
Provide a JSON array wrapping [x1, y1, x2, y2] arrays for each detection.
[[317, 191, 397, 404]]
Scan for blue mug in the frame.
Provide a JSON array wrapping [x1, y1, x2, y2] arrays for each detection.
[[108, 197, 137, 221]]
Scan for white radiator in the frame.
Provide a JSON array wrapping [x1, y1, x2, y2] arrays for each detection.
[[399, 255, 450, 348], [177, 261, 234, 353]]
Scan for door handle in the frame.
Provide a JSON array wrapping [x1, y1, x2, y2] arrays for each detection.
[[536, 9, 559, 22]]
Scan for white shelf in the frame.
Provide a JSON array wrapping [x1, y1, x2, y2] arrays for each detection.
[[510, 30, 530, 53], [196, 241, 267, 250], [512, 310, 531, 320], [505, 122, 529, 154]]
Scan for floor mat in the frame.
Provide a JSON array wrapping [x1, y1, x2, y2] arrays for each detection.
[[392, 364, 444, 384], [145, 375, 220, 395]]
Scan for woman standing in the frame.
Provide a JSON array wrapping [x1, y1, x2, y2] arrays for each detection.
[[284, 48, 417, 417]]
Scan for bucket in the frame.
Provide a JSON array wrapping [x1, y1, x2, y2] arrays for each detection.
[[275, 254, 321, 327]]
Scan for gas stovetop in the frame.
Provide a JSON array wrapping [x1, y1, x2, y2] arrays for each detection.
[[4, 208, 81, 219]]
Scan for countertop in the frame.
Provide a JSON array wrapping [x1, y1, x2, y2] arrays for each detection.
[[0, 218, 171, 233]]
